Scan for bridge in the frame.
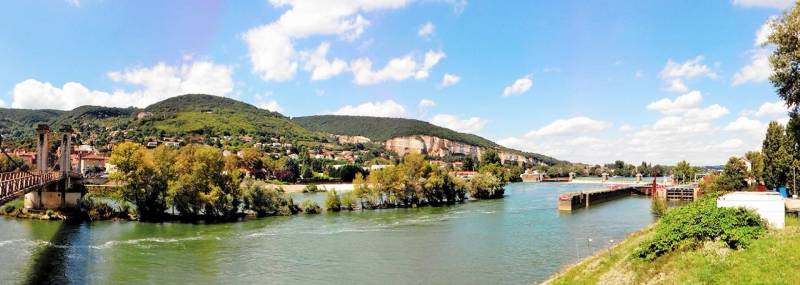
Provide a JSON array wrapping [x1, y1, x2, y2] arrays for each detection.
[[0, 124, 83, 210]]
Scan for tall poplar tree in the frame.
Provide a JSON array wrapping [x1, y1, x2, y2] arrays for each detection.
[[762, 122, 791, 189]]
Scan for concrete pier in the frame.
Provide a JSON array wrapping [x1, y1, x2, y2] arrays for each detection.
[[558, 186, 650, 211]]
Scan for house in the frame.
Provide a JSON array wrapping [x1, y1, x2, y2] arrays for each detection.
[[452, 161, 465, 170], [429, 160, 448, 168], [79, 154, 108, 175], [145, 141, 158, 148]]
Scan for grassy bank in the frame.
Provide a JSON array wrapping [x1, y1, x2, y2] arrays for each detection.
[[544, 215, 800, 284]]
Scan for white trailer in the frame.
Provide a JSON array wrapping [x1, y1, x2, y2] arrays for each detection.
[[717, 192, 785, 229]]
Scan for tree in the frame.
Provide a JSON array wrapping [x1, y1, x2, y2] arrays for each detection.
[[324, 189, 342, 212], [744, 151, 765, 184], [763, 121, 791, 189], [718, 157, 749, 191], [673, 160, 697, 184], [769, 3, 800, 111], [109, 142, 168, 220], [481, 149, 501, 165]]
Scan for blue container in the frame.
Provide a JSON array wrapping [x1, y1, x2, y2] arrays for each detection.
[[778, 186, 789, 198]]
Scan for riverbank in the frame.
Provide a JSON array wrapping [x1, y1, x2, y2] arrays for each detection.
[[279, 183, 354, 193], [543, 215, 800, 284]]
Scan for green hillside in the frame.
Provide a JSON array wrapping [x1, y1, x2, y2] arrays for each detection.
[[293, 115, 564, 164], [141, 94, 315, 139]]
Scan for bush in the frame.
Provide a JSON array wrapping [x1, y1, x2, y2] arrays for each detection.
[[466, 173, 505, 199], [303, 184, 320, 193], [299, 199, 321, 214], [241, 179, 288, 217], [340, 191, 356, 211], [633, 197, 766, 261], [324, 190, 341, 212]]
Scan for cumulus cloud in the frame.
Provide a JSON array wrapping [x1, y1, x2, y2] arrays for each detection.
[[733, 18, 776, 86], [724, 116, 764, 132], [665, 79, 689, 93], [733, 48, 771, 85], [440, 73, 460, 87], [243, 0, 410, 81], [350, 50, 445, 85], [733, 0, 794, 9], [332, 100, 406, 117], [430, 114, 488, 134], [254, 92, 283, 113], [660, 56, 717, 80], [418, 21, 434, 38], [755, 100, 789, 117], [525, 117, 611, 137], [302, 42, 348, 80], [12, 61, 234, 110], [660, 56, 716, 92], [502, 75, 533, 97], [647, 91, 703, 114], [418, 99, 436, 107]]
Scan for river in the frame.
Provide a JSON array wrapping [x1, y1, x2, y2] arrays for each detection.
[[0, 182, 656, 285]]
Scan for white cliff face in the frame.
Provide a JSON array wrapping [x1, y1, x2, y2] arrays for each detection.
[[383, 135, 537, 165], [335, 135, 371, 144]]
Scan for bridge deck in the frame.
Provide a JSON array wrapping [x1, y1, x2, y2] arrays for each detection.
[[0, 171, 63, 206]]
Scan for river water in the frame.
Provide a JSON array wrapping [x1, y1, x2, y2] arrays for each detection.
[[0, 182, 655, 285]]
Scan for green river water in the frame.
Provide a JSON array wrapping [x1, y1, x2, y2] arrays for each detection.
[[0, 182, 655, 285]]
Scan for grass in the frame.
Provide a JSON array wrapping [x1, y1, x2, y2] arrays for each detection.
[[545, 215, 800, 284], [0, 197, 25, 215]]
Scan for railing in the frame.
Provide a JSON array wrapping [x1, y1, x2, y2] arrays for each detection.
[[0, 171, 63, 205]]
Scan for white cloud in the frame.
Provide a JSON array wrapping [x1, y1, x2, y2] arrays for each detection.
[[258, 100, 283, 113], [635, 71, 644, 78], [733, 48, 771, 85], [302, 42, 348, 80], [733, 0, 794, 9], [0, 99, 6, 107], [13, 61, 234, 110], [430, 114, 488, 134], [350, 50, 445, 85], [418, 21, 435, 38], [660, 56, 717, 80], [647, 91, 703, 114], [618, 124, 633, 132], [243, 0, 410, 81], [718, 138, 745, 149], [755, 17, 776, 46], [683, 104, 729, 121], [724, 116, 764, 132], [254, 92, 283, 113], [440, 73, 461, 87], [665, 79, 689, 93], [502, 75, 533, 97], [65, 0, 80, 7], [418, 99, 436, 107], [332, 100, 406, 117], [755, 100, 789, 117], [525, 117, 611, 137]]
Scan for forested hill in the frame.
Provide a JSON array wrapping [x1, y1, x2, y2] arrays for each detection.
[[293, 115, 500, 147], [293, 115, 565, 164]]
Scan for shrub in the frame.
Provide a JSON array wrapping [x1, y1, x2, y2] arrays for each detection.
[[241, 179, 287, 217], [633, 197, 766, 261], [324, 190, 341, 212], [340, 191, 356, 211], [303, 184, 320, 193], [299, 199, 321, 214], [466, 173, 505, 199]]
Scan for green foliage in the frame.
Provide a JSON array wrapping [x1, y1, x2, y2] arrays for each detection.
[[633, 198, 766, 261], [324, 190, 342, 212], [299, 199, 321, 214], [769, 4, 800, 110], [109, 141, 171, 220], [674, 160, 700, 184], [0, 155, 26, 172], [744, 151, 765, 184], [303, 184, 321, 193], [763, 121, 791, 189], [464, 172, 505, 199], [716, 157, 749, 191], [241, 179, 291, 217], [340, 191, 356, 211]]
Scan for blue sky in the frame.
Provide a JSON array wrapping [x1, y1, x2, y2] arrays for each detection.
[[0, 0, 793, 165]]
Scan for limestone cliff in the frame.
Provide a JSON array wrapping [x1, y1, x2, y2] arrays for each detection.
[[383, 135, 537, 164]]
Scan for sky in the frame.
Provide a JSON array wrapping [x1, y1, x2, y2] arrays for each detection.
[[0, 0, 794, 165]]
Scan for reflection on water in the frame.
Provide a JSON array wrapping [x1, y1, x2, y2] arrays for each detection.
[[1, 183, 656, 285]]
